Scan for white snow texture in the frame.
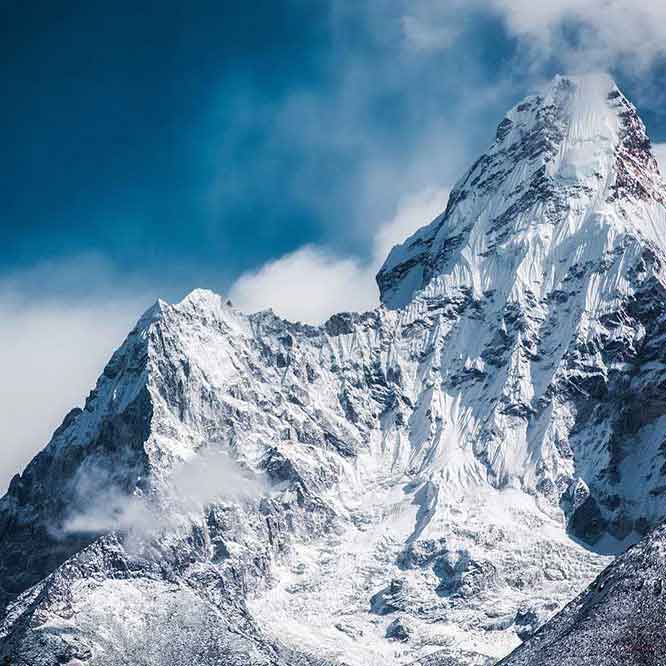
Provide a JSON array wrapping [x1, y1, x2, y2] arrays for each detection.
[[2, 73, 666, 666]]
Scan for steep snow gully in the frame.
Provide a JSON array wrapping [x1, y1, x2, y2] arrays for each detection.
[[3, 73, 666, 665]]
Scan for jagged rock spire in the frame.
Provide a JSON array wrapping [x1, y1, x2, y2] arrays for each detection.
[[377, 73, 666, 309]]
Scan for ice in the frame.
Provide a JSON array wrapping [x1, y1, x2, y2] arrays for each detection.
[[3, 73, 666, 664]]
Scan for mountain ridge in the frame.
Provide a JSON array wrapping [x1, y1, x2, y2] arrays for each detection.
[[378, 73, 665, 309]]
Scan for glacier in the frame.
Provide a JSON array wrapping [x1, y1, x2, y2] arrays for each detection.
[[2, 73, 666, 665]]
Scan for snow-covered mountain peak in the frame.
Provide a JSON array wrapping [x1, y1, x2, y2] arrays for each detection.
[[169, 287, 241, 324], [503, 73, 620, 182], [377, 73, 666, 310], [6, 73, 666, 666], [176, 287, 227, 310]]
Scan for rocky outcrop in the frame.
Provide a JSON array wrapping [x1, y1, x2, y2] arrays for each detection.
[[499, 524, 666, 666], [3, 74, 666, 665]]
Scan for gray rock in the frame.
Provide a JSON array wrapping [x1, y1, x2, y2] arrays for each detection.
[[385, 617, 412, 642]]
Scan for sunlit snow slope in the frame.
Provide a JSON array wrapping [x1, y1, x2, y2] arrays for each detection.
[[2, 73, 666, 666]]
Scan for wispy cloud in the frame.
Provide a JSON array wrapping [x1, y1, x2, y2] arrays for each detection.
[[229, 186, 449, 323], [203, 3, 516, 270], [390, 1, 666, 91], [61, 449, 267, 538], [400, 6, 464, 53], [488, 0, 666, 73]]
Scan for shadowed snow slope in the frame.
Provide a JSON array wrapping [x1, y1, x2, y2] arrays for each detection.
[[2, 74, 666, 665]]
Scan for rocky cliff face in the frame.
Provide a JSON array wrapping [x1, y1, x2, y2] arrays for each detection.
[[2, 73, 666, 666], [498, 523, 666, 666]]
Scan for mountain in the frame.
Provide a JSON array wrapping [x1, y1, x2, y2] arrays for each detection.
[[2, 73, 666, 666], [498, 523, 666, 665]]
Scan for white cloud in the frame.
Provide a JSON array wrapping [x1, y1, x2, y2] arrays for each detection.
[[229, 186, 449, 324], [62, 449, 266, 538], [229, 246, 378, 324], [401, 12, 462, 52], [393, 0, 666, 73], [488, 0, 666, 71], [653, 143, 666, 176], [0, 261, 152, 494]]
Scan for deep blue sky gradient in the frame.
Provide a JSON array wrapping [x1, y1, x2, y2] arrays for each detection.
[[3, 1, 666, 300]]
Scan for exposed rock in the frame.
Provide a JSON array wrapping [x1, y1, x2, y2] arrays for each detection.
[[499, 524, 666, 665], [370, 578, 410, 615], [3, 73, 666, 665], [385, 617, 412, 642], [513, 605, 542, 641]]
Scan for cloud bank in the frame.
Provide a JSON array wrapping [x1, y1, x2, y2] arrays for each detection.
[[490, 0, 666, 70], [229, 186, 449, 323], [398, 1, 666, 73], [0, 261, 152, 494]]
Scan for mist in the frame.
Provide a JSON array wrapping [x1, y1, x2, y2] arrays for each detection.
[[0, 263, 151, 494], [62, 448, 268, 538]]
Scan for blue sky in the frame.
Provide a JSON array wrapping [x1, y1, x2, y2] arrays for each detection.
[[3, 0, 666, 490], [2, 2, 512, 295], [4, 1, 665, 300]]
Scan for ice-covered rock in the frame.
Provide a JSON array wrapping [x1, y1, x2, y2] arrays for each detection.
[[386, 617, 412, 642], [3, 73, 666, 665], [499, 523, 666, 665]]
